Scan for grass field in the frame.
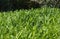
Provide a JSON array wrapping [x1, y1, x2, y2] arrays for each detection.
[[0, 7, 60, 39]]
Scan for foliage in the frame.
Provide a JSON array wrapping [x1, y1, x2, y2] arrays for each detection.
[[0, 0, 60, 11], [31, 0, 60, 7], [0, 7, 60, 39]]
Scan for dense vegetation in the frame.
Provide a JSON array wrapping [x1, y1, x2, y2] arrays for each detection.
[[0, 0, 60, 11], [0, 7, 60, 39], [0, 0, 60, 39]]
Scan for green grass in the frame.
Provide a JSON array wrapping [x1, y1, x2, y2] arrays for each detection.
[[0, 7, 60, 39]]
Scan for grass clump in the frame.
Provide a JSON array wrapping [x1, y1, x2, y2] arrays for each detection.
[[0, 7, 60, 39]]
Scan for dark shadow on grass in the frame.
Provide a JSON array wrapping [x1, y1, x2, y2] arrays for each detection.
[[0, 1, 42, 12], [0, 5, 60, 12]]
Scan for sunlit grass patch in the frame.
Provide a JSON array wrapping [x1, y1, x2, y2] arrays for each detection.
[[0, 7, 60, 39]]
